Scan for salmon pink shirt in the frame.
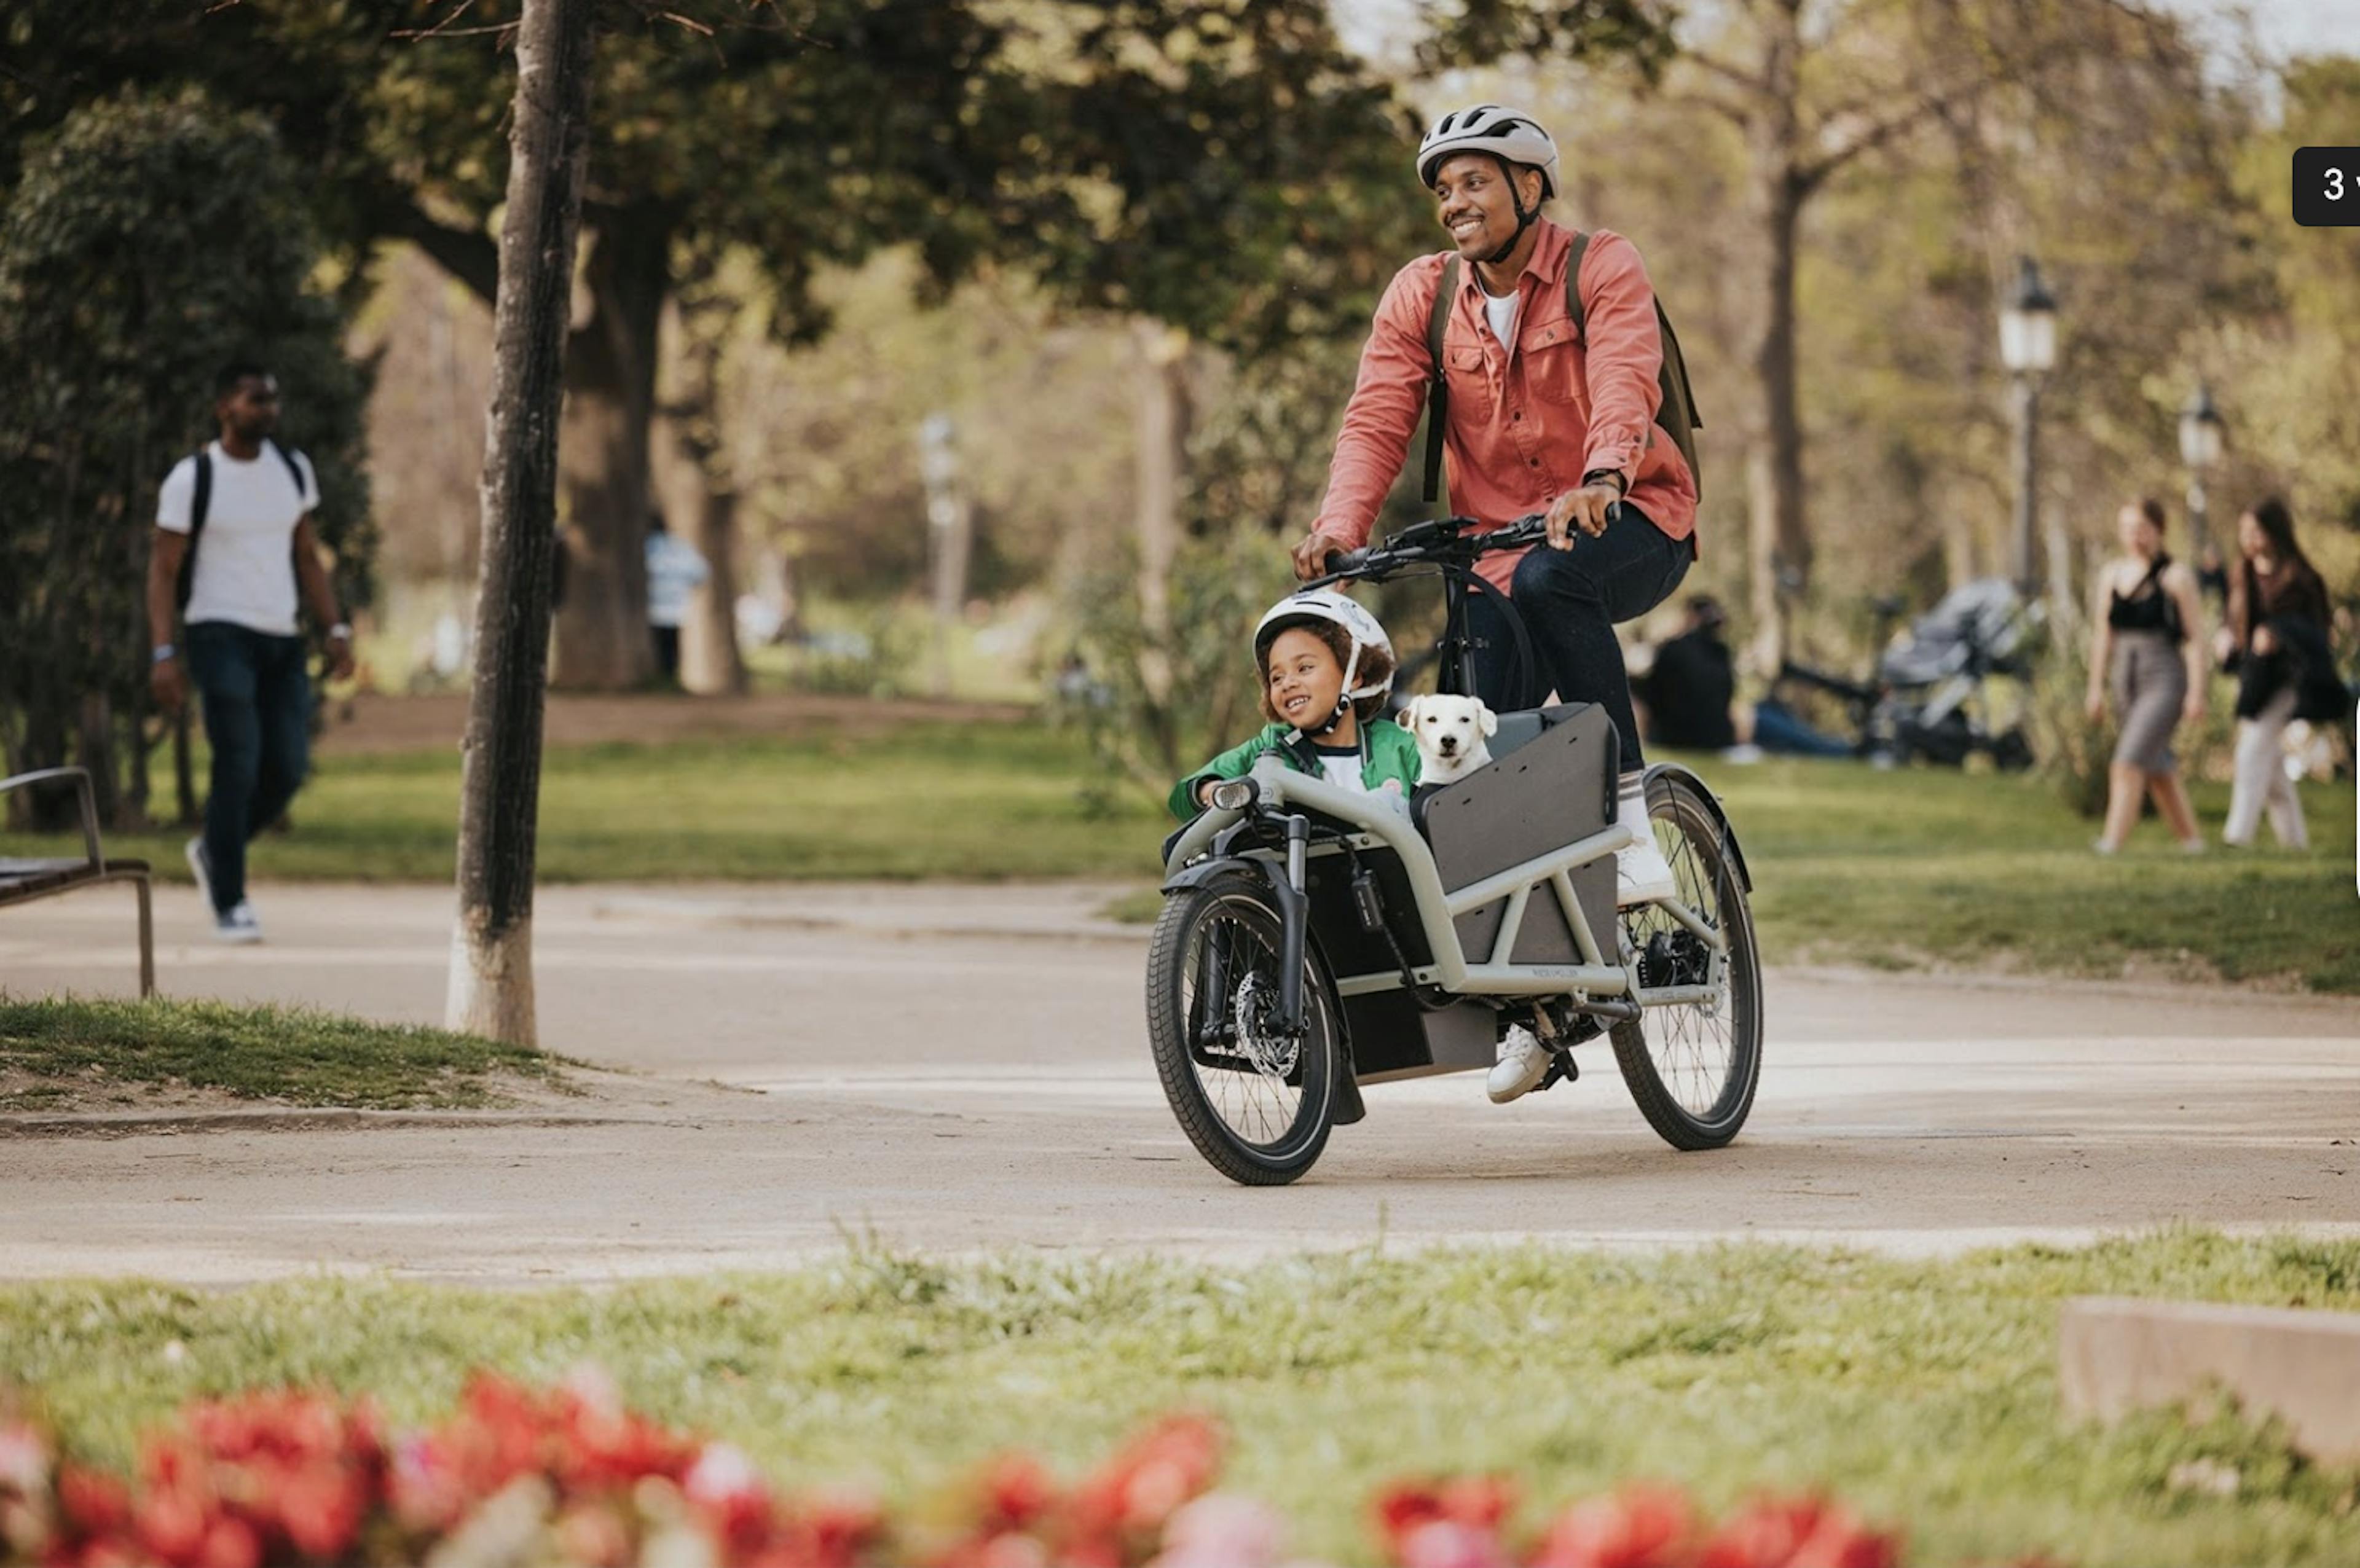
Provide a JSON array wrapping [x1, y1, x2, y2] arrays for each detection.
[[1312, 218, 1697, 592]]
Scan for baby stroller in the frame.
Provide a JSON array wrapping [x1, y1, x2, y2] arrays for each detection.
[[1778, 579, 2041, 770]]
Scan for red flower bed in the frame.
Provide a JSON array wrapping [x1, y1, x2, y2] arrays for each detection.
[[0, 1376, 2035, 1568]]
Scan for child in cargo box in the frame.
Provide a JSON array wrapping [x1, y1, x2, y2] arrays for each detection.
[[1168, 590, 1420, 820]]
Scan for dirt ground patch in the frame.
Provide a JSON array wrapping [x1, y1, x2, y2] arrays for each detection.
[[316, 690, 1032, 756]]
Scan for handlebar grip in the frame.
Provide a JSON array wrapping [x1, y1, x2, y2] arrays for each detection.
[[1323, 547, 1369, 574]]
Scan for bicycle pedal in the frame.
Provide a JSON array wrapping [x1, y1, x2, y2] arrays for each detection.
[[1535, 1053, 1578, 1093]]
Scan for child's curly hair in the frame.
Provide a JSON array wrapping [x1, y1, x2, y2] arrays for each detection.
[[1255, 616, 1396, 727]]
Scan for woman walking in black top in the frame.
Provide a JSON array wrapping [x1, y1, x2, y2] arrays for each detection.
[[2217, 498, 2340, 849], [2084, 498, 2208, 854]]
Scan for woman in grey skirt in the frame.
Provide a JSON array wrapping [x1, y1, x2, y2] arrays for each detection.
[[2083, 498, 2209, 853]]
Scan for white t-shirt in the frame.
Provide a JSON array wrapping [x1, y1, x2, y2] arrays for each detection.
[[645, 532, 711, 629], [1310, 744, 1366, 791], [1483, 286, 1520, 348], [156, 441, 316, 637]]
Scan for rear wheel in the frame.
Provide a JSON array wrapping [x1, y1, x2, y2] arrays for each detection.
[[1611, 772, 1763, 1150], [1146, 872, 1340, 1186]]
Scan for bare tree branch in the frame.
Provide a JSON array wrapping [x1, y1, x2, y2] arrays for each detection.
[[1796, 78, 1986, 192]]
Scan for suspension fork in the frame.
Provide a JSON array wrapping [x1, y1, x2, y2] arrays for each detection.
[[1274, 813, 1312, 1035]]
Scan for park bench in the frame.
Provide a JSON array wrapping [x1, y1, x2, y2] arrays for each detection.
[[0, 767, 155, 997]]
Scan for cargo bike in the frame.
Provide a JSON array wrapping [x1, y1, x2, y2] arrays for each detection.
[[1148, 512, 1763, 1185]]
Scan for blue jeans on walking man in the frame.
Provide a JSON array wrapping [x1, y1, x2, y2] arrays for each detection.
[[187, 621, 312, 915]]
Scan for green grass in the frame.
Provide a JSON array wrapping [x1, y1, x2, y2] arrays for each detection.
[[6, 721, 2353, 989], [8, 723, 1161, 884], [0, 995, 567, 1111], [2, 1234, 2356, 1564], [1706, 757, 2359, 992]]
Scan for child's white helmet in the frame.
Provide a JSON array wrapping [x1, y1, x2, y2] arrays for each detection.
[[1254, 590, 1395, 736]]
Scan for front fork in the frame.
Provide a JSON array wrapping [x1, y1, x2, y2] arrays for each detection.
[[1274, 813, 1311, 1036]]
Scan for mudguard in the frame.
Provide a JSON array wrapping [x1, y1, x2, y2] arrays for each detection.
[[1159, 852, 1288, 900], [1644, 761, 1752, 892]]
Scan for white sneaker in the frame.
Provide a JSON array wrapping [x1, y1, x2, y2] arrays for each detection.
[[1486, 1025, 1553, 1104], [1616, 836, 1678, 905], [1613, 781, 1678, 906], [213, 900, 264, 945], [184, 836, 214, 909]]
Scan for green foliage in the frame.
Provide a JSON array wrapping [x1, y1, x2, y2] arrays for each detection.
[[0, 994, 563, 1110], [1068, 522, 1299, 786], [4, 1236, 2359, 1564], [0, 87, 371, 824], [2200, 56, 2360, 621]]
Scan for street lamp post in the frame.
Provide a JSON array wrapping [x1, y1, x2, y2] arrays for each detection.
[[1998, 256, 2058, 595], [2179, 382, 2225, 570], [916, 412, 967, 700]]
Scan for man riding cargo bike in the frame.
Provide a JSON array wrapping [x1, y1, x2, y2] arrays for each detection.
[[1146, 106, 1759, 1186]]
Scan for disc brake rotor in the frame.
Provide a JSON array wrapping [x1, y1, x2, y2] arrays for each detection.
[[1231, 973, 1302, 1078]]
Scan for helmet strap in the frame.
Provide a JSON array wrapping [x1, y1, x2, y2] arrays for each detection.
[[1297, 642, 1364, 741], [1481, 155, 1539, 267]]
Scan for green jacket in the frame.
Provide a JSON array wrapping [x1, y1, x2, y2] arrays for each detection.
[[1168, 719, 1422, 820]]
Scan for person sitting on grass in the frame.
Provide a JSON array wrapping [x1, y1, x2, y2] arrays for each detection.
[[1169, 590, 1420, 820]]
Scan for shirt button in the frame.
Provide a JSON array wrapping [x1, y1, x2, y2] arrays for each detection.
[[1528, 458, 1540, 468]]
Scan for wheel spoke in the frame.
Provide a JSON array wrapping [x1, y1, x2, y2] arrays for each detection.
[[1619, 783, 1758, 1132], [1172, 894, 1331, 1158]]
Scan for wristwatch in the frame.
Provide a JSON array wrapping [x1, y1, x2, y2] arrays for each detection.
[[1582, 469, 1627, 498], [328, 622, 352, 641], [151, 643, 176, 664]]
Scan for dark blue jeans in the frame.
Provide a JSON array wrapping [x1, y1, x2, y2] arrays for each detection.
[[187, 621, 312, 914], [1468, 505, 1691, 770]]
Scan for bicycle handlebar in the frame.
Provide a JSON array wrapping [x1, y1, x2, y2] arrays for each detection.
[[1313, 507, 1622, 589]]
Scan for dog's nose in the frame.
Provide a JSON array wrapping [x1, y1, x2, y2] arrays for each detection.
[[1439, 737, 1457, 753]]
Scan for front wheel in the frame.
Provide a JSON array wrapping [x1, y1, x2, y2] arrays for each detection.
[[1146, 872, 1340, 1185], [1611, 771, 1763, 1150]]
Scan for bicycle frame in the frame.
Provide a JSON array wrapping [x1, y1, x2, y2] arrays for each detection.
[[1163, 759, 1729, 1021]]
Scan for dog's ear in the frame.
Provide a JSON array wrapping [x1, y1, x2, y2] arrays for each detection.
[[1478, 703, 1498, 737], [1401, 694, 1426, 726]]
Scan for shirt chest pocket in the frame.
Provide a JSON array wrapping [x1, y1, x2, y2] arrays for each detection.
[[1519, 318, 1586, 406], [1442, 344, 1492, 416]]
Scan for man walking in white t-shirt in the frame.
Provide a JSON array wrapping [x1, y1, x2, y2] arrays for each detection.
[[644, 510, 710, 688], [146, 363, 354, 943]]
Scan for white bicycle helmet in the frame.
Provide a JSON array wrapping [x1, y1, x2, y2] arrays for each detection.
[[1416, 103, 1560, 200], [1254, 589, 1395, 737]]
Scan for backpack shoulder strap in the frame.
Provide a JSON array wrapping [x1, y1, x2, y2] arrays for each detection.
[[1422, 254, 1461, 504], [1563, 230, 1594, 342], [175, 449, 214, 613], [189, 449, 213, 538], [268, 439, 312, 509]]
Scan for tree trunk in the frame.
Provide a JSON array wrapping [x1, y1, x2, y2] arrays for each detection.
[[446, 0, 594, 1047], [1131, 318, 1190, 770], [678, 482, 745, 695], [1740, 2, 1811, 673], [551, 210, 667, 691], [75, 692, 116, 826]]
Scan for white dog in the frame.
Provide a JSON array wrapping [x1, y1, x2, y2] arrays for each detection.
[[1401, 692, 1497, 785]]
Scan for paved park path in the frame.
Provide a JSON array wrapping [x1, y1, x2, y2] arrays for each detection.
[[3, 882, 2354, 1284]]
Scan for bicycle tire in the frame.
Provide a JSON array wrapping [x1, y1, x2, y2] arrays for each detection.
[[1146, 872, 1339, 1185], [1611, 772, 1763, 1150]]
